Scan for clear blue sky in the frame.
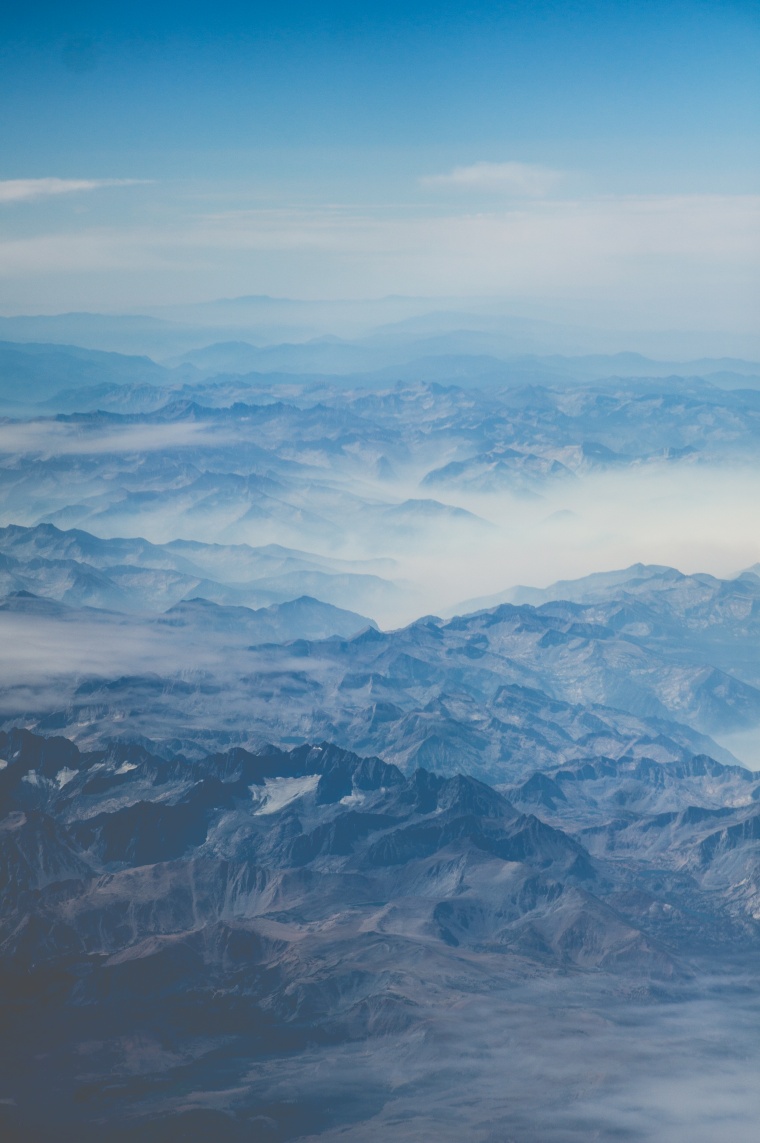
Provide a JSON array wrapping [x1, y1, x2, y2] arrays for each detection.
[[0, 1, 758, 327]]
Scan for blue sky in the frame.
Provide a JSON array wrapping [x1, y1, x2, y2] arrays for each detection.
[[0, 1, 758, 330]]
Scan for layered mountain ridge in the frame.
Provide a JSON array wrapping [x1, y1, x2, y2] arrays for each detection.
[[3, 526, 760, 781]]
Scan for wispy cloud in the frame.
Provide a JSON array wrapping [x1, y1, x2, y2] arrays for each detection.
[[0, 178, 148, 204], [421, 161, 564, 197]]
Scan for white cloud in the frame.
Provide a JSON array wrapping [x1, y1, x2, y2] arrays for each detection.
[[0, 178, 148, 204], [421, 161, 564, 197]]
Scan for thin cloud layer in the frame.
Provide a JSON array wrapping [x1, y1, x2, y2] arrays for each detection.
[[1, 192, 755, 332], [0, 420, 218, 457]]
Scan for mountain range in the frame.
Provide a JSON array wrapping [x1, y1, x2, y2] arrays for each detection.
[[2, 725, 759, 1141], [3, 524, 760, 782], [3, 317, 760, 1140]]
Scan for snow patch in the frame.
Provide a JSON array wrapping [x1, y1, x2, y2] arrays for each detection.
[[252, 774, 320, 815], [56, 767, 77, 788], [340, 791, 366, 807]]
